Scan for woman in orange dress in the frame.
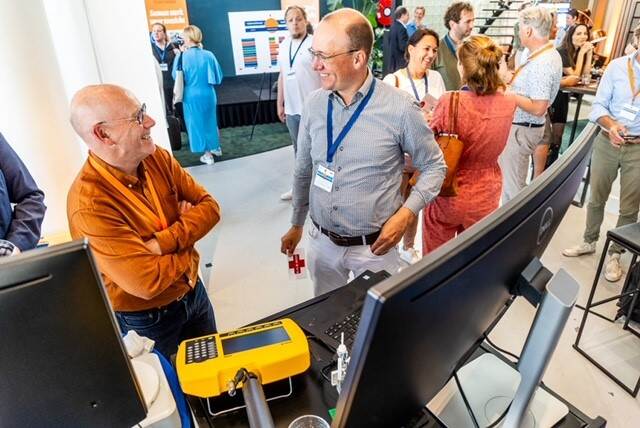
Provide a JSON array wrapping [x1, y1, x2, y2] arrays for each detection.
[[423, 35, 517, 254]]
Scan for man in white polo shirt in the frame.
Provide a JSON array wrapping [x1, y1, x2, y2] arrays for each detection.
[[278, 5, 321, 201]]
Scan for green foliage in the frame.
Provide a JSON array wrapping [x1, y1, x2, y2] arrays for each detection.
[[326, 0, 384, 75]]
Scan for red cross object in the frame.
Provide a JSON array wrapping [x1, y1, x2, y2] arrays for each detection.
[[288, 254, 306, 274]]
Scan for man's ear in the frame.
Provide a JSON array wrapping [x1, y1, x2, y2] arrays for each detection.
[[353, 50, 368, 69], [92, 124, 112, 144]]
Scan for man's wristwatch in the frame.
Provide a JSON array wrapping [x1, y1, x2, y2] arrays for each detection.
[[0, 240, 17, 257]]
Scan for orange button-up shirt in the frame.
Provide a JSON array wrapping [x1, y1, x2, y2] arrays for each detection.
[[67, 146, 220, 312]]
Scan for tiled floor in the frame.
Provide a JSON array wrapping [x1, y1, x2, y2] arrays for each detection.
[[187, 98, 640, 427]]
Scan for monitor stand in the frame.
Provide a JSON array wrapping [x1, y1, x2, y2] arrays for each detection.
[[428, 268, 579, 428]]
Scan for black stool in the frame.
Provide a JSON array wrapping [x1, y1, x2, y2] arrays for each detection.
[[573, 222, 640, 396]]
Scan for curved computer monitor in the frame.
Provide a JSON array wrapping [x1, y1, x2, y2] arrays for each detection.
[[333, 123, 598, 427]]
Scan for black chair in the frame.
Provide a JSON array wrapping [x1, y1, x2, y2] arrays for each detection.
[[574, 222, 640, 396]]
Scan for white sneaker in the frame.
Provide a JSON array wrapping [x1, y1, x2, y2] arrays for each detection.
[[211, 148, 222, 157], [399, 247, 421, 265], [604, 253, 623, 282], [562, 241, 596, 257], [280, 190, 293, 201], [199, 153, 214, 165]]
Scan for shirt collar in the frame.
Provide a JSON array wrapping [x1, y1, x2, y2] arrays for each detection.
[[331, 69, 373, 107], [89, 152, 145, 187]]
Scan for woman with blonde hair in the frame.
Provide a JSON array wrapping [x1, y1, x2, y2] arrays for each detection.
[[173, 25, 223, 164], [422, 35, 517, 253]]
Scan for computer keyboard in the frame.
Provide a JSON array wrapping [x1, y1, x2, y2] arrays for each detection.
[[324, 310, 361, 348]]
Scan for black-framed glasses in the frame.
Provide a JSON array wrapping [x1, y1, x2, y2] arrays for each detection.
[[98, 103, 147, 126], [308, 48, 358, 62]]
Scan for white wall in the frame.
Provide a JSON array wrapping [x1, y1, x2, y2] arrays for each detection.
[[1, 0, 172, 239], [0, 0, 85, 239]]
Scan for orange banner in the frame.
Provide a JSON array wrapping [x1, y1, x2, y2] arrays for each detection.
[[145, 0, 189, 32]]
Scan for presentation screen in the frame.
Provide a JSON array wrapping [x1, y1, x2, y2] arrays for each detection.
[[228, 10, 289, 75]]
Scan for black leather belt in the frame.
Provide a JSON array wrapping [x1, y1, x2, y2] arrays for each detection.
[[311, 219, 380, 247], [512, 122, 544, 128]]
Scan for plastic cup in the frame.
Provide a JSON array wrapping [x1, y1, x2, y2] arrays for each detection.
[[581, 74, 592, 86], [288, 414, 331, 428]]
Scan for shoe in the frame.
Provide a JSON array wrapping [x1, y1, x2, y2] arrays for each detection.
[[211, 148, 222, 157], [280, 190, 293, 201], [604, 253, 623, 282], [562, 241, 596, 257], [199, 153, 214, 165], [399, 247, 421, 265]]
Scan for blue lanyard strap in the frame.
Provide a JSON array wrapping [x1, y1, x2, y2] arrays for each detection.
[[405, 68, 428, 101], [289, 35, 308, 68], [326, 79, 376, 163], [152, 43, 167, 63], [444, 34, 457, 56]]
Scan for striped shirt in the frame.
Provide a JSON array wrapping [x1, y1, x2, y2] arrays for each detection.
[[291, 70, 446, 236]]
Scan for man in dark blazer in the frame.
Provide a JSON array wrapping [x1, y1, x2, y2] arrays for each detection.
[[387, 6, 410, 73]]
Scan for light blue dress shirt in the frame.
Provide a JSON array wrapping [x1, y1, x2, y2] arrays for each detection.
[[291, 71, 446, 236], [590, 53, 640, 135]]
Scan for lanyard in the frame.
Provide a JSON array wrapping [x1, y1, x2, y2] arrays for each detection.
[[405, 68, 428, 101], [627, 57, 640, 103], [89, 157, 168, 231], [326, 79, 376, 164], [444, 34, 457, 56], [152, 42, 167, 63], [289, 34, 308, 68], [509, 43, 554, 84]]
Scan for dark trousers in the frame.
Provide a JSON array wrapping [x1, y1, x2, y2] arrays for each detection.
[[115, 279, 216, 358]]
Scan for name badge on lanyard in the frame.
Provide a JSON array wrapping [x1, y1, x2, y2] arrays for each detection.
[[313, 165, 335, 192], [620, 104, 640, 121], [319, 78, 376, 193], [160, 63, 169, 72]]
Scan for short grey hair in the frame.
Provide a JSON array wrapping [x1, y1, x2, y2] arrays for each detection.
[[519, 6, 552, 39]]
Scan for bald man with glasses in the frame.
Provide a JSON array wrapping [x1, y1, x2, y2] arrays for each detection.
[[281, 9, 445, 296], [67, 84, 221, 357]]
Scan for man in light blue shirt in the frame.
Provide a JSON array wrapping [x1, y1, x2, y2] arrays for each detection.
[[406, 6, 425, 38], [563, 28, 640, 282], [280, 8, 445, 295]]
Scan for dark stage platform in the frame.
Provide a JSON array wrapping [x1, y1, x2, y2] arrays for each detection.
[[216, 73, 279, 128]]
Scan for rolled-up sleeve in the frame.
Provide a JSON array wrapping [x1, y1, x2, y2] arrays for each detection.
[[400, 102, 446, 214]]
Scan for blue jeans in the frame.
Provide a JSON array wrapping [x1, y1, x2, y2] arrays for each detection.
[[115, 279, 216, 358]]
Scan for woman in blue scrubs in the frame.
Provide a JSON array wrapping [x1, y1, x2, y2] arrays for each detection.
[[174, 25, 223, 165]]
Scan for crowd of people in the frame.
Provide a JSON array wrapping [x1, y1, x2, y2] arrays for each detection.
[[2, 2, 638, 360]]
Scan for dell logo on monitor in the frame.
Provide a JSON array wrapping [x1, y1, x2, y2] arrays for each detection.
[[537, 206, 554, 246]]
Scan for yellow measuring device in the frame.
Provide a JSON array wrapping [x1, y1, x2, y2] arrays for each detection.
[[176, 318, 310, 398]]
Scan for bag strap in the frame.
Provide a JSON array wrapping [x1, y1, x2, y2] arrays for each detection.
[[447, 91, 458, 135], [452, 91, 459, 135]]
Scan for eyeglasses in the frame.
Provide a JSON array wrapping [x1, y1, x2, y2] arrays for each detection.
[[308, 48, 358, 63], [98, 103, 147, 127]]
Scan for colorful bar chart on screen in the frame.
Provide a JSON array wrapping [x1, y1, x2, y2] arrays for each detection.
[[229, 11, 288, 75]]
